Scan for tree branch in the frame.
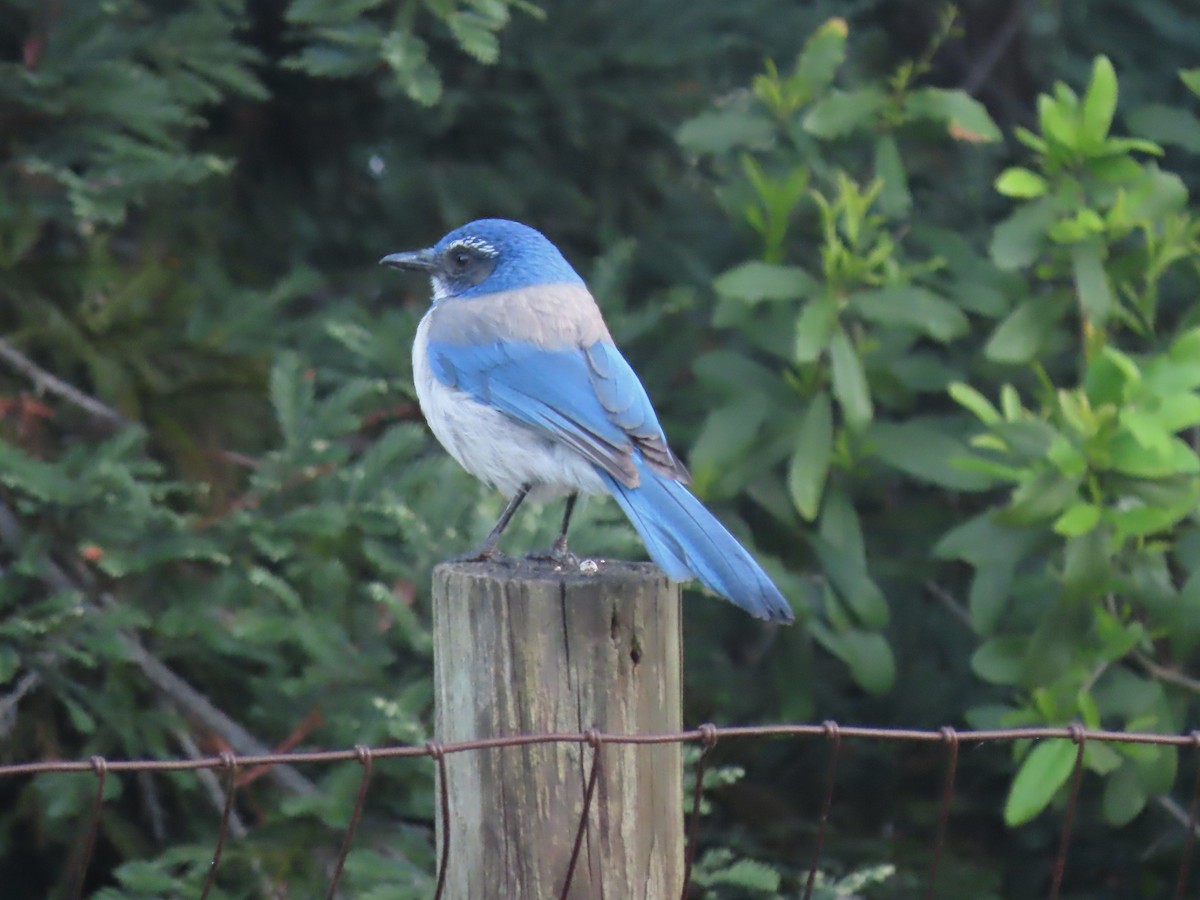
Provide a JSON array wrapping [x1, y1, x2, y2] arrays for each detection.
[[1136, 652, 1200, 695], [0, 337, 129, 427], [0, 670, 42, 738], [0, 501, 317, 796], [924, 580, 975, 631], [958, 0, 1033, 96]]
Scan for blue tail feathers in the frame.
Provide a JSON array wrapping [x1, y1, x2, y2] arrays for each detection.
[[601, 460, 794, 623]]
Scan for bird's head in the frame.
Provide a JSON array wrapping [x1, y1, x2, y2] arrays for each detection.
[[381, 219, 584, 302]]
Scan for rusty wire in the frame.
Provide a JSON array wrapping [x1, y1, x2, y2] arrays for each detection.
[[199, 751, 238, 900], [5, 722, 1199, 898], [68, 755, 107, 900], [925, 726, 959, 900], [430, 742, 450, 900], [1048, 725, 1088, 900], [325, 744, 373, 899], [681, 722, 718, 900], [560, 728, 604, 899], [801, 721, 842, 900], [1176, 732, 1200, 900]]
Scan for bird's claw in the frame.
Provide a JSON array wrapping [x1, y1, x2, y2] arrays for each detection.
[[526, 540, 578, 568], [449, 546, 507, 564]]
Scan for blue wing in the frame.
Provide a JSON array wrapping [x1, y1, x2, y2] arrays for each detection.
[[427, 338, 688, 488]]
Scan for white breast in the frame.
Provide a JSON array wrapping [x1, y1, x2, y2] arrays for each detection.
[[412, 312, 607, 500]]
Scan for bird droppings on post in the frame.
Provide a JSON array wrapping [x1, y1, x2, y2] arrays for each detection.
[[578, 558, 599, 575]]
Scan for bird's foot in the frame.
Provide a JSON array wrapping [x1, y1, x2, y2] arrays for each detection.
[[448, 545, 507, 564], [526, 538, 578, 568]]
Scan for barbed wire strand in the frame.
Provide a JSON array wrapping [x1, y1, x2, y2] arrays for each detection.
[[559, 729, 604, 899], [1048, 725, 1087, 900], [680, 722, 718, 899], [431, 743, 450, 900], [801, 721, 842, 900], [69, 755, 108, 900], [325, 744, 373, 899], [11, 723, 1200, 898], [1174, 732, 1200, 900], [199, 751, 239, 900], [925, 726, 960, 900], [14, 724, 1200, 780]]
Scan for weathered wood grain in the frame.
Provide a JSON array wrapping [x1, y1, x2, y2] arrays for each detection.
[[432, 558, 683, 899]]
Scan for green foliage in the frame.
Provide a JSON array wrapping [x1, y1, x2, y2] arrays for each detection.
[[679, 16, 1200, 880], [944, 53, 1200, 829], [680, 14, 1005, 698], [283, 0, 544, 105], [5, 0, 1200, 896]]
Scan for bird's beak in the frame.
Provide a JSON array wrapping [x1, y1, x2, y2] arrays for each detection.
[[379, 248, 437, 272]]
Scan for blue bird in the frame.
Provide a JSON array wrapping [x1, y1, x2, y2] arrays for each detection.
[[381, 219, 793, 623]]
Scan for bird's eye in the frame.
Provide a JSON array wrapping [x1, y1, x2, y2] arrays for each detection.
[[450, 250, 472, 270]]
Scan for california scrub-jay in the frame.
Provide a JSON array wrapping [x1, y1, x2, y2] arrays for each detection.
[[382, 219, 793, 623]]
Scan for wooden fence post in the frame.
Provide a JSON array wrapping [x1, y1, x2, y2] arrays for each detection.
[[432, 559, 683, 899]]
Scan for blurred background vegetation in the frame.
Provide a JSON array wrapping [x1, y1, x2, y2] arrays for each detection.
[[2, 0, 1200, 896]]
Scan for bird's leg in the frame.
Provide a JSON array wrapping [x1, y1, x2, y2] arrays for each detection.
[[528, 493, 579, 565], [452, 483, 530, 562], [552, 493, 578, 560]]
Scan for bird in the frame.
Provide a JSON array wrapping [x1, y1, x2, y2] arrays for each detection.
[[381, 218, 793, 623]]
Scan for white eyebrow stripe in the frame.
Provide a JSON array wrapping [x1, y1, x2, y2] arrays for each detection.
[[448, 237, 498, 257]]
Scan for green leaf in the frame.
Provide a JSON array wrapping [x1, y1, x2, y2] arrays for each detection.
[[803, 87, 886, 138], [1038, 91, 1078, 150], [1182, 68, 1200, 98], [1126, 104, 1200, 154], [1071, 242, 1113, 321], [690, 397, 769, 489], [1085, 346, 1139, 406], [794, 296, 839, 363], [380, 30, 443, 105], [849, 286, 969, 343], [809, 535, 888, 629], [1006, 471, 1081, 524], [677, 109, 775, 155], [985, 299, 1054, 364], [820, 485, 866, 565], [1102, 765, 1147, 827], [829, 324, 873, 428], [787, 394, 833, 521], [1110, 497, 1197, 540], [873, 135, 911, 216], [1156, 393, 1200, 432], [1048, 208, 1105, 244], [968, 565, 1012, 636], [794, 17, 848, 94], [904, 87, 1001, 142], [714, 261, 813, 303], [707, 858, 781, 892], [995, 168, 1049, 199], [1133, 743, 1178, 796], [1063, 529, 1112, 601], [1121, 407, 1172, 452], [971, 636, 1027, 685], [1109, 433, 1200, 478], [869, 421, 991, 490], [828, 629, 895, 695], [270, 351, 313, 447], [1005, 740, 1079, 826], [447, 10, 507, 65], [949, 383, 1002, 425], [1053, 503, 1101, 537], [990, 198, 1056, 270], [1081, 56, 1118, 147]]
